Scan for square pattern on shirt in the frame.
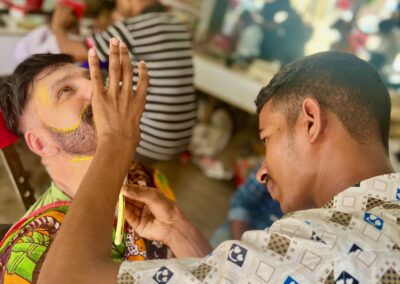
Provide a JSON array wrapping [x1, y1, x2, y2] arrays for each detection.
[[266, 233, 290, 257], [380, 267, 400, 284], [190, 263, 212, 282], [329, 211, 352, 227]]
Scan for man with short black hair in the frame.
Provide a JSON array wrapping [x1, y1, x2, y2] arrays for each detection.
[[39, 51, 400, 283]]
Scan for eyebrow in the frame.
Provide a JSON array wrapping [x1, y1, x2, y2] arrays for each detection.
[[50, 69, 90, 94]]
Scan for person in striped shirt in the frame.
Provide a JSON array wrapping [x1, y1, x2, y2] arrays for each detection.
[[51, 0, 197, 162]]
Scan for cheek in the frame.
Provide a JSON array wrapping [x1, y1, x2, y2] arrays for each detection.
[[37, 98, 87, 131], [36, 85, 51, 107]]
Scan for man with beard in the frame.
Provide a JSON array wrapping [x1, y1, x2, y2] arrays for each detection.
[[0, 38, 176, 284]]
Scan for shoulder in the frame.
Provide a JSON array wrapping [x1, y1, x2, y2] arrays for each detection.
[[0, 204, 68, 284]]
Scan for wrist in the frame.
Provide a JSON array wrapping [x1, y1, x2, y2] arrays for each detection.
[[96, 136, 136, 165], [164, 210, 211, 258]]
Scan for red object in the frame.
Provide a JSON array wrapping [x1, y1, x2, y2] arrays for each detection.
[[27, 0, 43, 11], [349, 31, 368, 51], [336, 0, 352, 10], [58, 0, 86, 20], [1, 0, 43, 13], [0, 111, 18, 149]]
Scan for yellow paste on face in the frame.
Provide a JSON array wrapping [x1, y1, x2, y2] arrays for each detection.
[[50, 106, 89, 134], [35, 84, 95, 163], [36, 84, 51, 107], [70, 155, 94, 163]]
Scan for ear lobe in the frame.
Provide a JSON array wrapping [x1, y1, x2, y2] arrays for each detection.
[[302, 98, 322, 143], [24, 130, 59, 157]]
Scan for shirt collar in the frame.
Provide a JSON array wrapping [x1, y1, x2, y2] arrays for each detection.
[[323, 173, 400, 211]]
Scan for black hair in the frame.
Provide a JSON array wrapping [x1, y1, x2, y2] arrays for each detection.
[[255, 51, 391, 151], [0, 53, 74, 135]]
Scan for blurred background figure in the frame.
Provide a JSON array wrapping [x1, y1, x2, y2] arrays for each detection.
[[210, 167, 282, 248], [258, 0, 312, 65]]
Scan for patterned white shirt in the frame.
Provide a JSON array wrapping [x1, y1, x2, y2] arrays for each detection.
[[118, 173, 400, 283]]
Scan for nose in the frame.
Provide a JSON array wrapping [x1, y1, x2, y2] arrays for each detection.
[[256, 160, 268, 184], [81, 79, 93, 101]]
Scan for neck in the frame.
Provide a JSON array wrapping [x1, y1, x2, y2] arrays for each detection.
[[42, 154, 92, 198], [313, 135, 393, 207]]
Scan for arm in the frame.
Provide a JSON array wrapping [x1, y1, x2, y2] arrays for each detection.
[[37, 38, 148, 284], [230, 219, 250, 240], [228, 173, 265, 240], [51, 4, 88, 61]]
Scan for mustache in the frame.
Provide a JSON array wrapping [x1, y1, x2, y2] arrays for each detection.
[[82, 105, 93, 124]]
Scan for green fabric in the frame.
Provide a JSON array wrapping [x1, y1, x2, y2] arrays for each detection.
[[23, 182, 71, 217]]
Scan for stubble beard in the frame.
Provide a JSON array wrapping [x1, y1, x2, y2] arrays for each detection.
[[49, 105, 98, 156]]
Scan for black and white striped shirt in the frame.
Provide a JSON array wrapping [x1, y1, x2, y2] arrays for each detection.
[[90, 6, 196, 161]]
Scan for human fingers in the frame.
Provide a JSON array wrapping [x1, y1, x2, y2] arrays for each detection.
[[124, 203, 141, 228], [88, 48, 104, 99], [107, 38, 121, 98], [124, 196, 144, 209], [119, 41, 133, 105], [133, 61, 148, 111], [122, 185, 175, 219]]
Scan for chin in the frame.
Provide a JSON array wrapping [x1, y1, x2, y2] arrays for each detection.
[[279, 203, 289, 214]]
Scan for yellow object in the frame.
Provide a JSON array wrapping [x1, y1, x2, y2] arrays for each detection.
[[114, 176, 127, 245], [70, 155, 94, 163], [154, 169, 176, 201], [50, 106, 89, 134], [36, 84, 51, 107]]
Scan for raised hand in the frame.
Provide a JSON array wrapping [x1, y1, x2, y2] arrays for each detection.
[[88, 38, 148, 159]]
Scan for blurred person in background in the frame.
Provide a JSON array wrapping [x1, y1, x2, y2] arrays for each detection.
[[210, 167, 282, 248]]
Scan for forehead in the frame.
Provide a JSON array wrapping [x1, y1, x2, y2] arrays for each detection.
[[32, 63, 86, 88], [258, 100, 285, 129]]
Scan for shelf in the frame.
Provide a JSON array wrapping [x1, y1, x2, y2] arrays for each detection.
[[193, 53, 273, 114]]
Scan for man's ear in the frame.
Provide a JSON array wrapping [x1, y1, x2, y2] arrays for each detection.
[[301, 97, 323, 143], [24, 130, 59, 158]]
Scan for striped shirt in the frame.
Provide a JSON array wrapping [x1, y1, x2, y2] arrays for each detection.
[[89, 5, 196, 161]]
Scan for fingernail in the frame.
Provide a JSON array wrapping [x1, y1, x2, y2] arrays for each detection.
[[89, 48, 96, 56], [119, 41, 127, 48], [111, 38, 119, 46]]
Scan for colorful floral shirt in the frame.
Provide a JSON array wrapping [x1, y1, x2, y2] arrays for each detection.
[[1, 165, 174, 284], [118, 173, 400, 283]]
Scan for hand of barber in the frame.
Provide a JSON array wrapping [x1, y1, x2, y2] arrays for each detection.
[[88, 38, 148, 157], [123, 185, 212, 258], [122, 185, 183, 243]]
